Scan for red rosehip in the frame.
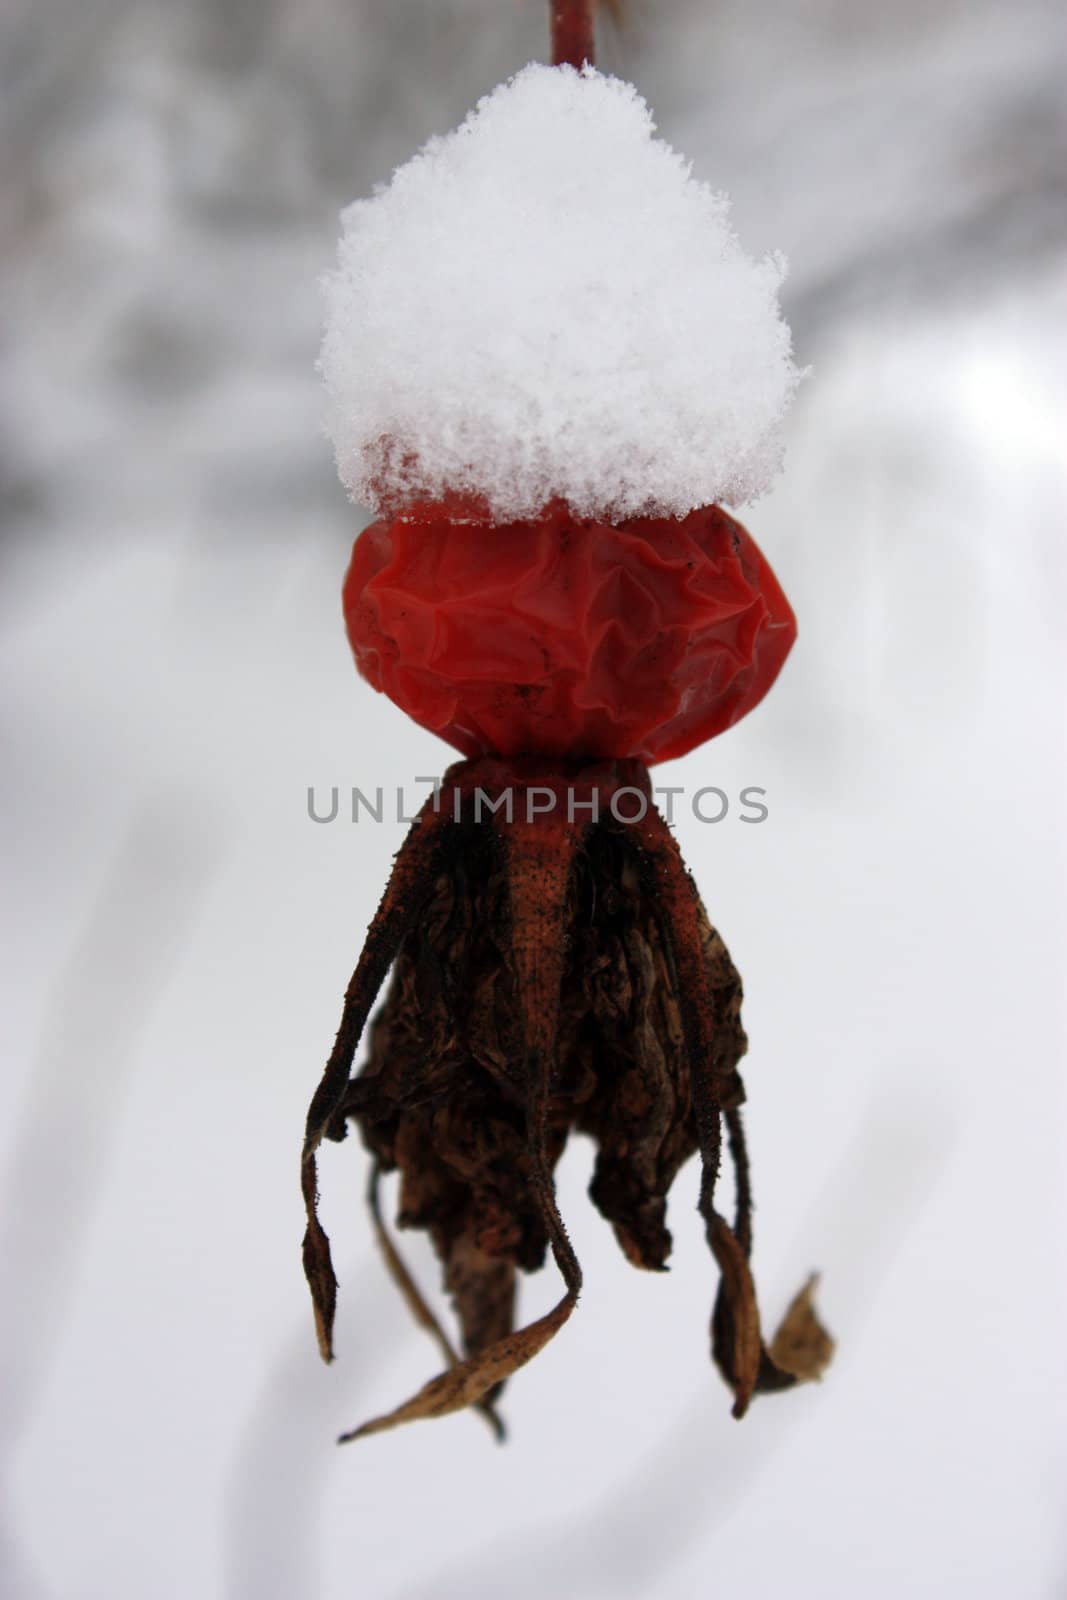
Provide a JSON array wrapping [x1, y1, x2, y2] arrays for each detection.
[[343, 497, 796, 765]]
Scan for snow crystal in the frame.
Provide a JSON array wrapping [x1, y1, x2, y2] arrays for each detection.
[[320, 62, 800, 524]]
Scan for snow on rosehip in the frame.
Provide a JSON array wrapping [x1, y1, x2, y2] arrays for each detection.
[[320, 62, 800, 524]]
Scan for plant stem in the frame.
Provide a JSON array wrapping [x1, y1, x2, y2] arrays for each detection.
[[551, 0, 595, 69]]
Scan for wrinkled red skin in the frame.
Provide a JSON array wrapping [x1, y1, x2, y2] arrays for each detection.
[[343, 497, 796, 765]]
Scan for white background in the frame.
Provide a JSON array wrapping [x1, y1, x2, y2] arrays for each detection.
[[2, 2, 1065, 1596]]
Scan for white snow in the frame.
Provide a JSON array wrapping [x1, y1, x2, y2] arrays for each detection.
[[320, 62, 800, 522]]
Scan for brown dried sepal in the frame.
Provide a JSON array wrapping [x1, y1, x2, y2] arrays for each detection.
[[301, 757, 832, 1439]]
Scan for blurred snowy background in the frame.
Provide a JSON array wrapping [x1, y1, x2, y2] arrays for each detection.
[[2, 1, 1065, 1596]]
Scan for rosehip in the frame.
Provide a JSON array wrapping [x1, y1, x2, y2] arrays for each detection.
[[343, 496, 796, 765]]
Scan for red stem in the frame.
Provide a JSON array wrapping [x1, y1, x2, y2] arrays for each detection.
[[551, 0, 595, 69]]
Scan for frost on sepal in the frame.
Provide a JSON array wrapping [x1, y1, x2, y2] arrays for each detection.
[[320, 62, 801, 524]]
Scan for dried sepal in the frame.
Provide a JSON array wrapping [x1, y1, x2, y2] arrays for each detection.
[[366, 1161, 506, 1441], [300, 794, 452, 1361], [336, 791, 588, 1440], [633, 800, 832, 1415], [302, 757, 832, 1440], [767, 1275, 835, 1383]]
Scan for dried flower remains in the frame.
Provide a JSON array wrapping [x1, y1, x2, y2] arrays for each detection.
[[302, 758, 832, 1440]]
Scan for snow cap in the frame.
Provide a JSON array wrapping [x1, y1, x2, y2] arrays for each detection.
[[321, 62, 800, 523]]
